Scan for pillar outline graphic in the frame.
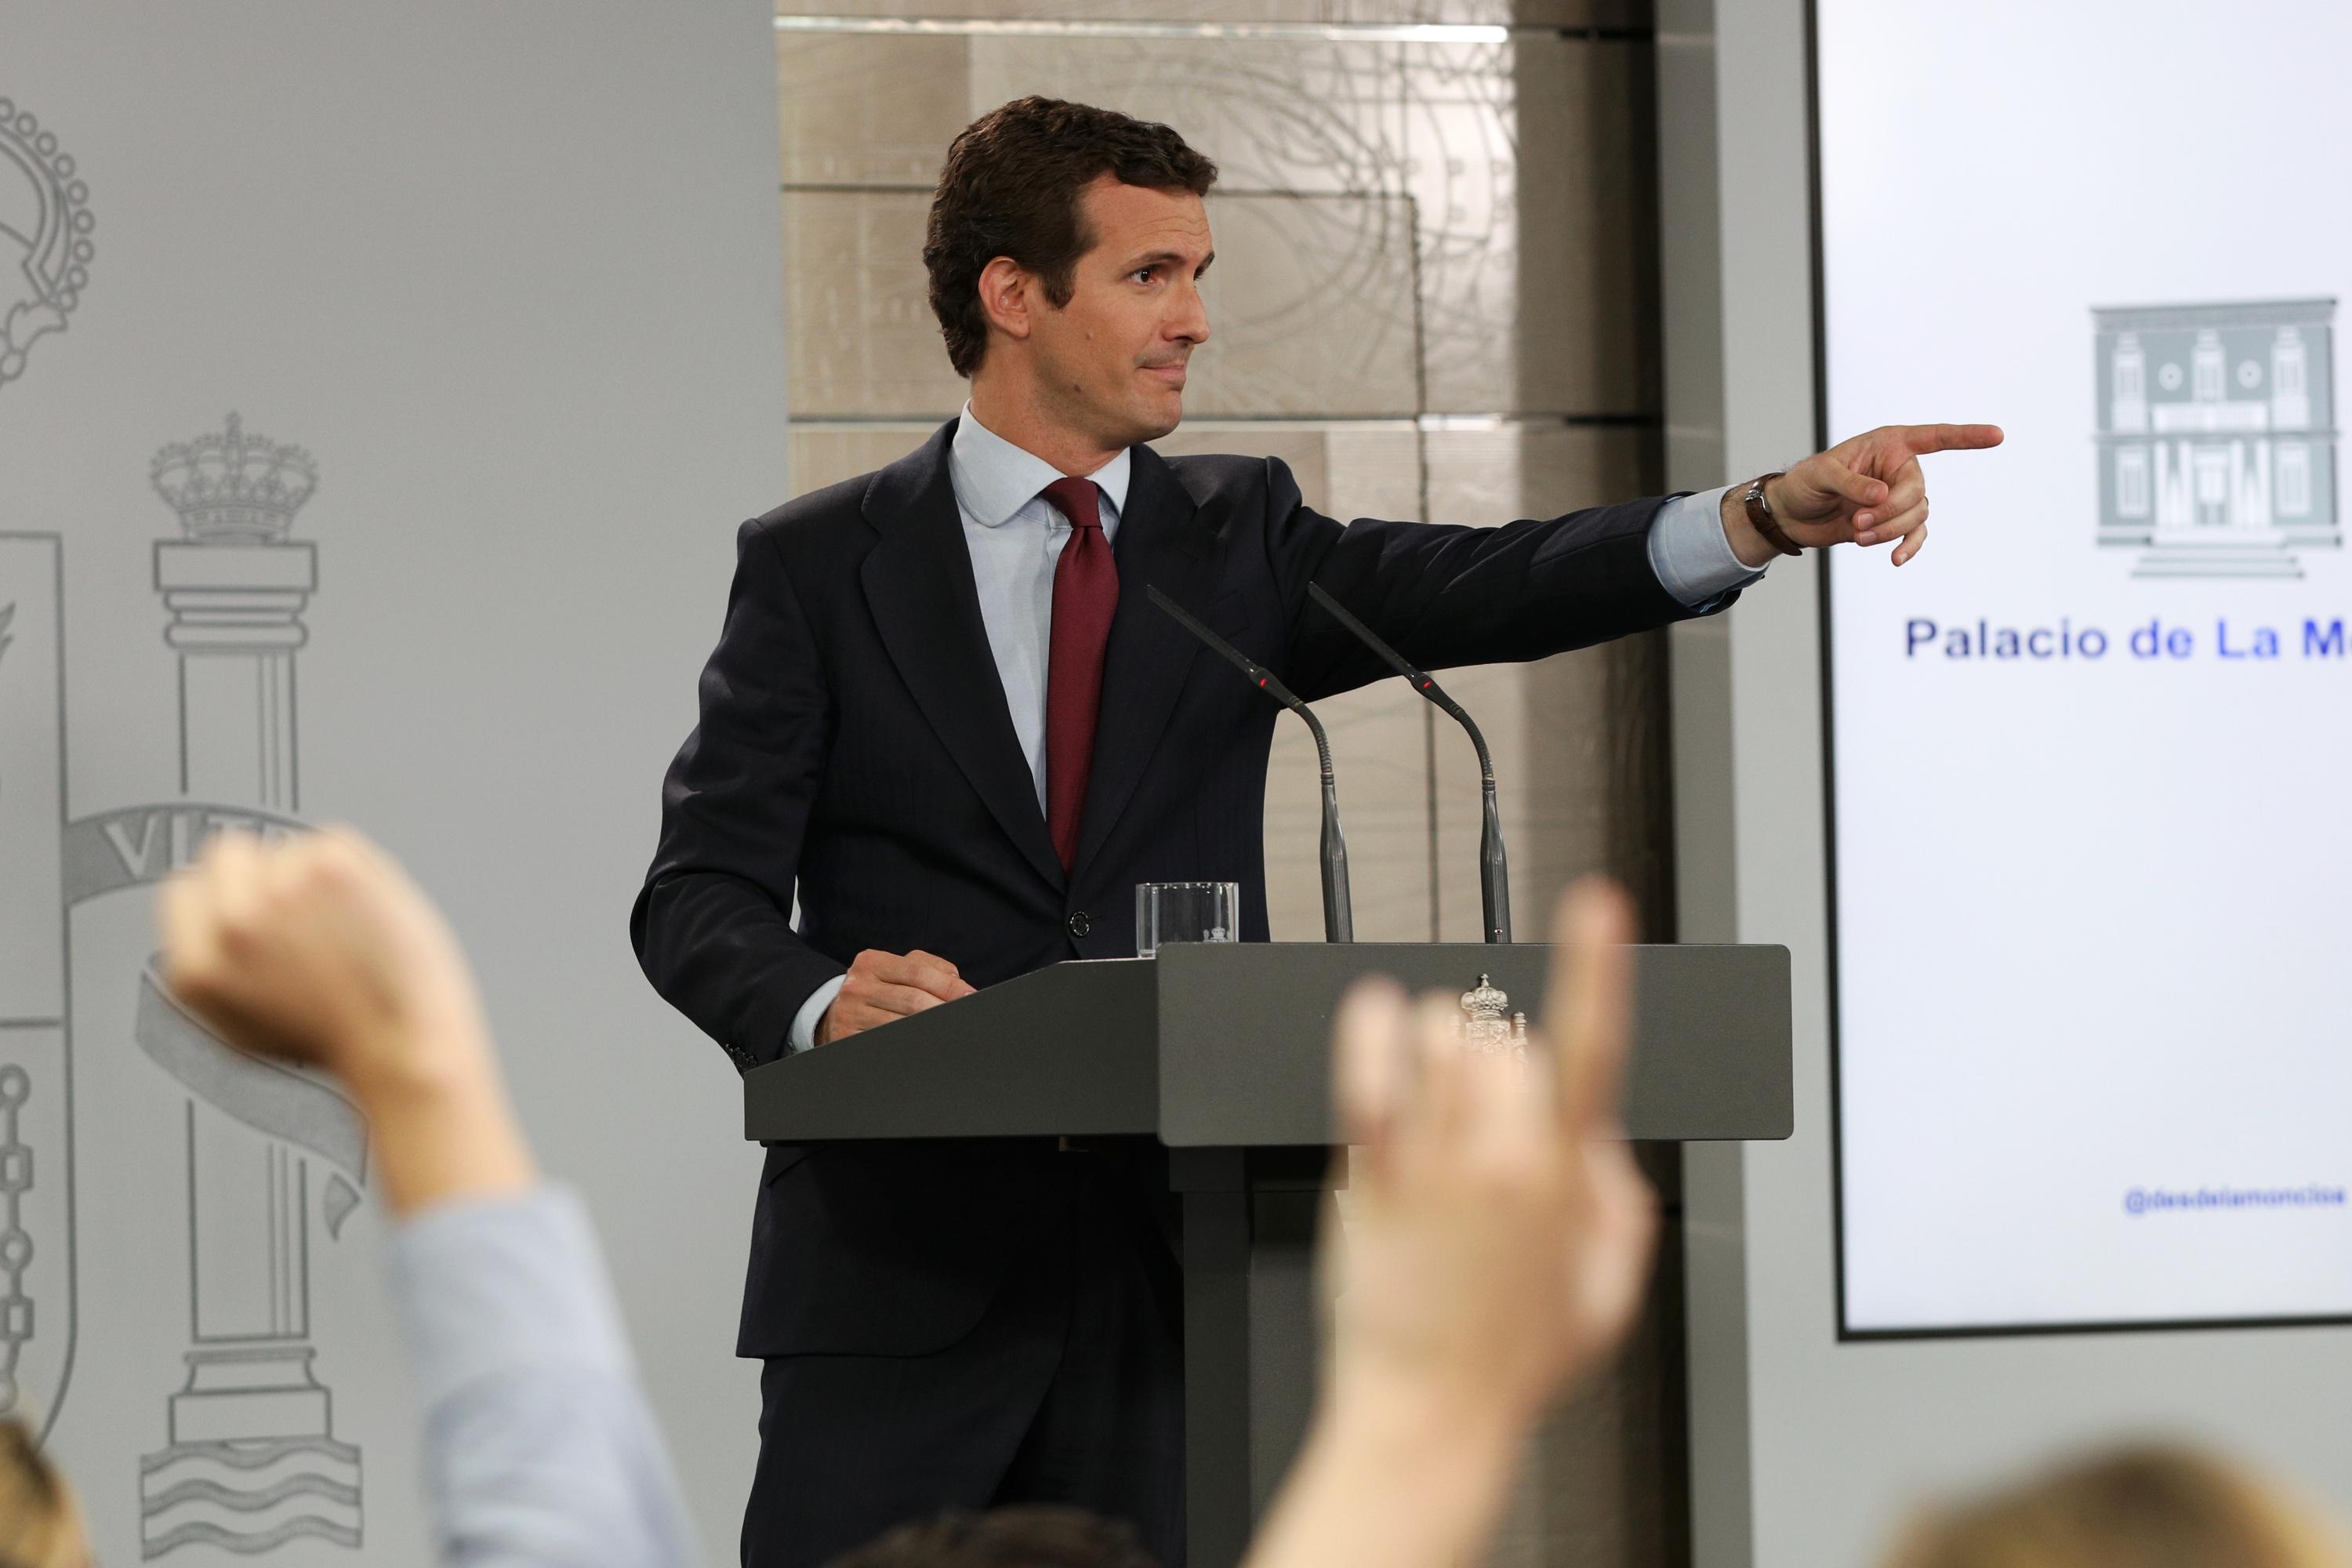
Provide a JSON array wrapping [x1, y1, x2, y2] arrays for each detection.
[[136, 413, 363, 1556]]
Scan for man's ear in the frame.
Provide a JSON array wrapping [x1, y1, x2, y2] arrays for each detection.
[[976, 256, 1034, 344]]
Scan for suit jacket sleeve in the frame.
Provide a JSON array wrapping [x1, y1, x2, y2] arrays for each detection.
[[1259, 456, 1721, 702], [630, 518, 842, 1069]]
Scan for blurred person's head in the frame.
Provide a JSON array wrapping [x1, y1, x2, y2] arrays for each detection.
[[826, 1505, 1157, 1568], [0, 1420, 87, 1568], [1886, 1445, 2348, 1568], [925, 96, 1218, 454]]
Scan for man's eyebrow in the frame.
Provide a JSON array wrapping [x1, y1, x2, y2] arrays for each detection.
[[1122, 249, 1215, 274]]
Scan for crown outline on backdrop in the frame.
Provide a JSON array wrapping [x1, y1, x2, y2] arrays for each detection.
[[151, 413, 318, 544]]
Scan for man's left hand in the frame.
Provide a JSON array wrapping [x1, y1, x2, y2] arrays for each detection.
[[1723, 422, 2005, 569]]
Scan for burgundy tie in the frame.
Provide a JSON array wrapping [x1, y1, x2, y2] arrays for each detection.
[[1042, 475, 1116, 873]]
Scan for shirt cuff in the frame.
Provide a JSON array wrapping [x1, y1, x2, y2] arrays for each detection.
[[390, 1185, 633, 1414], [789, 975, 846, 1054], [1646, 486, 1763, 608]]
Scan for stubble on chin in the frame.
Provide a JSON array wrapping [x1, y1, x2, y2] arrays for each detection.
[[1097, 380, 1182, 448], [1134, 378, 1185, 443]]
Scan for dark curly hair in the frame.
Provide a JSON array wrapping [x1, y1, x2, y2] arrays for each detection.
[[924, 96, 1218, 377], [826, 1506, 1160, 1568]]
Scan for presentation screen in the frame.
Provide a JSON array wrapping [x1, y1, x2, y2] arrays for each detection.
[[1821, 1, 2352, 1335]]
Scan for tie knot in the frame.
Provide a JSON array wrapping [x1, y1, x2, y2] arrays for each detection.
[[1043, 477, 1103, 533]]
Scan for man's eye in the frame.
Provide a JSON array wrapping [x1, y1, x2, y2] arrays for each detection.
[[1133, 267, 1157, 284]]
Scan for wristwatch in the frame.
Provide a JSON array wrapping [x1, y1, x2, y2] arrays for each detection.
[[1742, 472, 1803, 557]]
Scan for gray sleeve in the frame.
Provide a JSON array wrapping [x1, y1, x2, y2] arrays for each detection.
[[390, 1186, 699, 1568], [1645, 486, 1764, 607]]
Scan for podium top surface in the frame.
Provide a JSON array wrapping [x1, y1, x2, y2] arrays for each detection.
[[742, 942, 1791, 1149]]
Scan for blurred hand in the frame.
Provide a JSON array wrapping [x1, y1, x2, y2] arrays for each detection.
[[1725, 422, 2005, 568], [1323, 878, 1657, 1434], [158, 826, 529, 1215], [160, 826, 492, 1087], [816, 949, 977, 1045]]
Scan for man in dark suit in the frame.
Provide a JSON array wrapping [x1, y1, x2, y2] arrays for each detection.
[[632, 96, 1996, 1568]]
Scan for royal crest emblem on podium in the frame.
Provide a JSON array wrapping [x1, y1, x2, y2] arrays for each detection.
[[1457, 973, 1529, 1056]]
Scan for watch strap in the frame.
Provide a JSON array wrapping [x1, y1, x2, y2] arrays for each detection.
[[1742, 472, 1803, 558]]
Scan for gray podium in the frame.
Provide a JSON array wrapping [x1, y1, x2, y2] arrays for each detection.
[[742, 942, 1791, 1567]]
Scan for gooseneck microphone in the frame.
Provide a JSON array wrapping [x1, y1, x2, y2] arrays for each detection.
[[1305, 583, 1511, 943], [1147, 586, 1352, 944]]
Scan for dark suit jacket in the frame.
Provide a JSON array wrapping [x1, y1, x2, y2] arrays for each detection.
[[631, 419, 1727, 1364]]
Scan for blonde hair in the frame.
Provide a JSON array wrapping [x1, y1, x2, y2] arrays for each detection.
[[1886, 1445, 2350, 1568], [0, 1421, 71, 1568]]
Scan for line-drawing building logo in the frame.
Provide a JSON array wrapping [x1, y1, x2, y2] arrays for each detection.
[[2093, 299, 2339, 579]]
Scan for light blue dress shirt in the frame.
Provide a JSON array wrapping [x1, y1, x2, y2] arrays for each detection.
[[392, 1186, 698, 1568], [786, 408, 1760, 1051]]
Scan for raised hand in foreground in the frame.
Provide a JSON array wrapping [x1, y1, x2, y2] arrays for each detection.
[[1245, 878, 1659, 1568], [156, 826, 696, 1568], [158, 826, 533, 1216]]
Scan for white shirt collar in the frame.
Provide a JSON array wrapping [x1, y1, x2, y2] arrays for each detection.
[[949, 401, 1132, 529]]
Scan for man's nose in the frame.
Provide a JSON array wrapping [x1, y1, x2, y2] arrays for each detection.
[[1169, 281, 1210, 346]]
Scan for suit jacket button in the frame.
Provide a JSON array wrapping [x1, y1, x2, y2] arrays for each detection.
[[1068, 910, 1092, 939]]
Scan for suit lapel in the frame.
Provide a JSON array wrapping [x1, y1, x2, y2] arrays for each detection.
[[858, 421, 1065, 891], [1072, 445, 1218, 879]]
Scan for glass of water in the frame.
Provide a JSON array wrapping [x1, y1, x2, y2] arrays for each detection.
[[1135, 881, 1239, 958]]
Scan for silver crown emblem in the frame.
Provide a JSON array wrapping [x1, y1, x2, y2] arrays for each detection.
[[1457, 972, 1529, 1057], [151, 413, 319, 544], [0, 98, 95, 388]]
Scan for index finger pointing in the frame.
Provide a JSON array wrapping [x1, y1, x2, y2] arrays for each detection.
[[1544, 877, 1637, 1132], [1331, 976, 1410, 1160], [1898, 423, 2004, 455]]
